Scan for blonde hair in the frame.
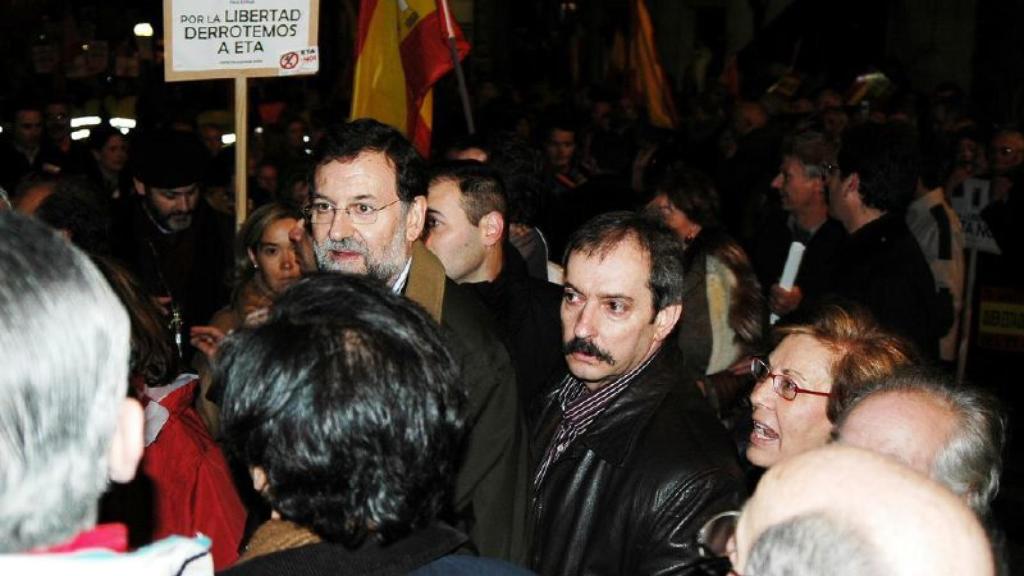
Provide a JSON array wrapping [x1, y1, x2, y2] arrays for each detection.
[[775, 302, 917, 422]]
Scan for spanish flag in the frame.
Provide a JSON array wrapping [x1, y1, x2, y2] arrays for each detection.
[[630, 0, 678, 129], [351, 0, 470, 157]]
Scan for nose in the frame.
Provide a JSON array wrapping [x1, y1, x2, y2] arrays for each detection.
[[327, 209, 355, 241], [750, 376, 775, 408], [571, 301, 597, 340], [771, 172, 783, 190], [175, 195, 190, 211], [281, 247, 297, 271]]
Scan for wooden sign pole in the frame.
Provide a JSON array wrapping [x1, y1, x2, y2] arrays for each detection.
[[234, 76, 248, 230]]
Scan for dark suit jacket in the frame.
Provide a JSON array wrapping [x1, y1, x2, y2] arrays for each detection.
[[531, 345, 745, 575], [752, 214, 847, 318], [404, 242, 531, 565], [831, 212, 941, 358]]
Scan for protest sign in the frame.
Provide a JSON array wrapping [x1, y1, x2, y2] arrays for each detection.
[[164, 0, 319, 81]]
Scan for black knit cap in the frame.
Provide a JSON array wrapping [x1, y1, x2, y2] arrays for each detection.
[[134, 130, 208, 189]]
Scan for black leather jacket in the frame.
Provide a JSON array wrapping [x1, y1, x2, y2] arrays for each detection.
[[530, 344, 745, 575]]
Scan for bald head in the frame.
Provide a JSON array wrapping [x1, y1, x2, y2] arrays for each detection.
[[838, 390, 957, 474], [732, 445, 992, 576]]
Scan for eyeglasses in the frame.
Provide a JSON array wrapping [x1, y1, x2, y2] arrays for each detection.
[[697, 510, 740, 559], [303, 198, 401, 226], [750, 357, 832, 401]]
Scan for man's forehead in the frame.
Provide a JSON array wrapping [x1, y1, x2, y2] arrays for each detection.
[[315, 153, 397, 199], [566, 238, 650, 290]]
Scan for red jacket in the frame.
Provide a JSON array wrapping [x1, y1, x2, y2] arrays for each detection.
[[139, 374, 246, 569]]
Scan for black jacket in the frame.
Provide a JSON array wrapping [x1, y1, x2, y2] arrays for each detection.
[[831, 212, 942, 359], [530, 345, 745, 575], [469, 245, 566, 415], [752, 214, 847, 318], [109, 196, 234, 338]]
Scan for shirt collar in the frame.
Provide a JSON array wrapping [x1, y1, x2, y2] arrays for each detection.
[[391, 257, 413, 294]]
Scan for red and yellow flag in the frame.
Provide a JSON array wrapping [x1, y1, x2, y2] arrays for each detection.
[[629, 0, 678, 129], [351, 0, 470, 157]]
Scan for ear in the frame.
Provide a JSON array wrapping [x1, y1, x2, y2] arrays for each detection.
[[844, 172, 860, 198], [652, 303, 682, 342], [478, 211, 504, 248], [405, 196, 427, 241], [107, 398, 145, 483], [251, 466, 269, 494], [132, 177, 146, 197]]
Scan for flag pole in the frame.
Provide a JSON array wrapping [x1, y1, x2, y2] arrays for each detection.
[[437, 0, 475, 135]]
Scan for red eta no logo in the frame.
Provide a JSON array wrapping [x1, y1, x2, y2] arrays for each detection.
[[280, 52, 299, 69]]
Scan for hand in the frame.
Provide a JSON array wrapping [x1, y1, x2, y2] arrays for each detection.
[[190, 325, 227, 360], [769, 284, 803, 316], [288, 219, 318, 273]]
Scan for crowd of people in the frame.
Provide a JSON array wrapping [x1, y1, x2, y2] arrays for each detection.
[[0, 75, 1020, 575]]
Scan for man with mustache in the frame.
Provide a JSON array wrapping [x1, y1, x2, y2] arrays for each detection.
[[300, 119, 530, 565], [530, 211, 745, 575], [110, 129, 233, 359]]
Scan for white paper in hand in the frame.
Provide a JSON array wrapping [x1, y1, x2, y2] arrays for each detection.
[[770, 241, 807, 325]]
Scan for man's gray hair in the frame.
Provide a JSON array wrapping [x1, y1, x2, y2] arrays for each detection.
[[745, 513, 881, 576], [0, 211, 130, 551], [836, 367, 1006, 516]]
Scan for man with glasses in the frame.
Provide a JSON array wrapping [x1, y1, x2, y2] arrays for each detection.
[[300, 119, 530, 564], [826, 123, 943, 359]]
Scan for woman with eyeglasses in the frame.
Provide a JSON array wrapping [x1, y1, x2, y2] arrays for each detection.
[[746, 301, 917, 469]]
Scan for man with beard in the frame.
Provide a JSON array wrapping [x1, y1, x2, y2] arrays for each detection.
[[300, 119, 530, 564], [110, 130, 233, 360], [530, 211, 744, 575]]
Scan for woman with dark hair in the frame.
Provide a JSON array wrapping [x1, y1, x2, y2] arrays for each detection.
[[747, 301, 917, 469], [93, 256, 246, 570], [86, 125, 131, 202], [646, 163, 765, 390]]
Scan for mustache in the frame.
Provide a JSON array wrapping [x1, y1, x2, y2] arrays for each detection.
[[318, 237, 367, 255], [563, 337, 616, 365]]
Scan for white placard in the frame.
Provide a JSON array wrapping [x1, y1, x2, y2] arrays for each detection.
[[770, 241, 806, 325], [165, 0, 319, 81], [951, 177, 1001, 255]]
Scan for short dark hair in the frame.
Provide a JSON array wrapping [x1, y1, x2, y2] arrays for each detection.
[[87, 125, 124, 153], [837, 124, 919, 212], [835, 367, 1005, 516], [35, 177, 111, 255], [654, 163, 721, 228], [429, 161, 507, 225], [216, 273, 466, 547], [487, 134, 546, 225], [313, 119, 426, 202], [564, 211, 685, 314]]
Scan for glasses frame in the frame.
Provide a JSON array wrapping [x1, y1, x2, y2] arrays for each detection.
[[304, 198, 401, 226], [697, 509, 741, 559], [750, 357, 832, 401]]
